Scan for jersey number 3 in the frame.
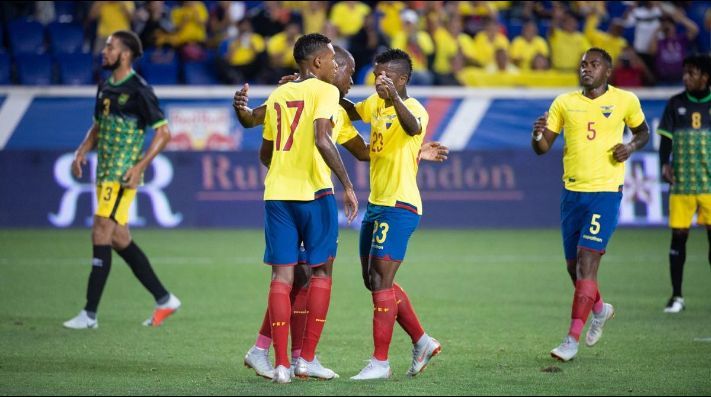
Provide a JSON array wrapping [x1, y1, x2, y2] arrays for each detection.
[[274, 101, 304, 151]]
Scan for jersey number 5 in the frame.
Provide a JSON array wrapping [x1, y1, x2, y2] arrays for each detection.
[[274, 101, 304, 151], [587, 122, 596, 140]]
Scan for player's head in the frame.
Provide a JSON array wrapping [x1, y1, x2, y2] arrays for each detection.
[[682, 54, 711, 92], [333, 46, 355, 98], [373, 49, 412, 99], [293, 33, 337, 83], [102, 30, 143, 71], [580, 48, 612, 89]]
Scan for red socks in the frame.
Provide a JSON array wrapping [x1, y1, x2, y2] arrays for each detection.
[[300, 276, 332, 362], [569, 279, 598, 341], [372, 288, 398, 361], [289, 284, 310, 360], [268, 280, 292, 368], [393, 283, 425, 344]]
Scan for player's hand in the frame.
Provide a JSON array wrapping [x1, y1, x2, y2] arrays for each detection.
[[343, 188, 359, 224], [662, 163, 675, 185], [122, 165, 143, 189], [376, 72, 398, 99], [419, 142, 449, 162], [232, 83, 249, 111], [72, 152, 87, 179], [532, 112, 548, 137], [278, 73, 299, 85], [612, 143, 633, 162]]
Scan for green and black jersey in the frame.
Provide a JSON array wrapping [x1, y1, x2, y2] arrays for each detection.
[[94, 70, 167, 184], [658, 91, 711, 194]]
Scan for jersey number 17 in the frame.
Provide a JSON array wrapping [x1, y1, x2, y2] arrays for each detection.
[[273, 101, 304, 151]]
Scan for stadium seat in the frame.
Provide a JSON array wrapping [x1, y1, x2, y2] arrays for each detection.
[[56, 53, 93, 85], [506, 20, 524, 40], [184, 60, 218, 85], [139, 50, 180, 85], [8, 19, 46, 55], [54, 1, 78, 22], [16, 53, 53, 85], [48, 22, 85, 54], [0, 53, 11, 85]]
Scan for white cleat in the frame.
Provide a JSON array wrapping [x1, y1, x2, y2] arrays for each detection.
[[350, 358, 392, 380], [294, 356, 339, 380], [664, 296, 685, 313], [550, 335, 578, 362], [244, 345, 274, 379], [406, 335, 442, 377], [272, 365, 291, 384], [143, 293, 181, 327], [586, 303, 615, 347], [63, 310, 98, 329]]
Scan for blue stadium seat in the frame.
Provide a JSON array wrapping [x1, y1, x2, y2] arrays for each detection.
[[0, 53, 11, 85], [139, 50, 180, 85], [16, 54, 53, 85], [48, 22, 85, 54], [506, 20, 524, 40], [54, 1, 78, 22], [184, 60, 218, 85], [56, 53, 93, 85], [8, 19, 46, 55]]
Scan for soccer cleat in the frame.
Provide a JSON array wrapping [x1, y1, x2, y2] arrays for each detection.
[[550, 335, 579, 362], [586, 303, 615, 347], [406, 336, 442, 377], [244, 345, 274, 379], [294, 356, 339, 380], [350, 358, 392, 380], [272, 365, 291, 384], [63, 310, 98, 330], [143, 293, 181, 327], [664, 296, 685, 313]]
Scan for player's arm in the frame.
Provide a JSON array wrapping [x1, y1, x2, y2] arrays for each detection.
[[259, 138, 274, 168], [123, 124, 171, 188], [339, 97, 362, 121], [531, 112, 559, 155], [659, 134, 674, 184], [378, 73, 421, 135], [232, 83, 266, 128], [72, 122, 99, 179], [314, 118, 358, 222], [341, 135, 370, 161], [612, 120, 650, 162]]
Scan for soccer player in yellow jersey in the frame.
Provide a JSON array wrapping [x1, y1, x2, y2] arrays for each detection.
[[237, 33, 358, 384], [532, 48, 650, 362], [339, 49, 442, 380], [63, 31, 181, 330], [234, 45, 448, 381]]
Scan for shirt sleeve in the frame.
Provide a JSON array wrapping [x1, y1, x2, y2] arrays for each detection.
[[335, 111, 359, 144], [656, 100, 675, 139], [355, 95, 373, 123], [546, 95, 565, 134], [138, 85, 167, 129], [312, 83, 340, 123], [624, 93, 646, 129], [262, 99, 274, 141]]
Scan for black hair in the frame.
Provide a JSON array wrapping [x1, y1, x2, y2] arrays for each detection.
[[374, 48, 413, 82], [683, 54, 711, 88], [111, 30, 143, 61], [293, 33, 331, 63], [586, 47, 613, 67]]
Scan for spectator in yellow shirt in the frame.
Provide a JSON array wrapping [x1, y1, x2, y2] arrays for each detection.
[[465, 18, 509, 68], [428, 14, 465, 85], [266, 20, 301, 82], [391, 9, 434, 85], [89, 1, 135, 53], [510, 20, 549, 70], [377, 1, 406, 39], [549, 11, 590, 72], [329, 1, 371, 38], [169, 1, 209, 46], [217, 19, 266, 84], [301, 2, 328, 34], [584, 11, 627, 65]]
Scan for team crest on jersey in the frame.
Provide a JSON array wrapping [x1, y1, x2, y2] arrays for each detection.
[[384, 114, 396, 129], [118, 93, 130, 106], [600, 105, 614, 118], [678, 107, 687, 115]]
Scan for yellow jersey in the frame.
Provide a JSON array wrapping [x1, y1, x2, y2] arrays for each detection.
[[547, 85, 646, 192], [310, 106, 360, 193], [356, 94, 429, 214], [262, 79, 341, 200]]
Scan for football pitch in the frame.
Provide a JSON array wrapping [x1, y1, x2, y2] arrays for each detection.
[[1, 228, 710, 396]]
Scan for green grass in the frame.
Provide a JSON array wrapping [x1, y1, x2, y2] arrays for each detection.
[[1, 228, 710, 395]]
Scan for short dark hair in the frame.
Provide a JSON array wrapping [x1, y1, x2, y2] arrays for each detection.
[[374, 49, 413, 82], [683, 54, 711, 88], [112, 30, 143, 61], [293, 33, 331, 63], [586, 47, 612, 67]]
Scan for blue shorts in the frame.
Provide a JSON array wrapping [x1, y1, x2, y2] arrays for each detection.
[[264, 193, 338, 267], [561, 189, 622, 260], [359, 203, 420, 263]]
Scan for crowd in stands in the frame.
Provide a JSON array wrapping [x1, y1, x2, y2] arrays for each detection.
[[0, 1, 709, 87]]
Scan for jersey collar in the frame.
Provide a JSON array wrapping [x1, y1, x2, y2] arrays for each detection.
[[109, 69, 136, 86], [685, 91, 711, 103]]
